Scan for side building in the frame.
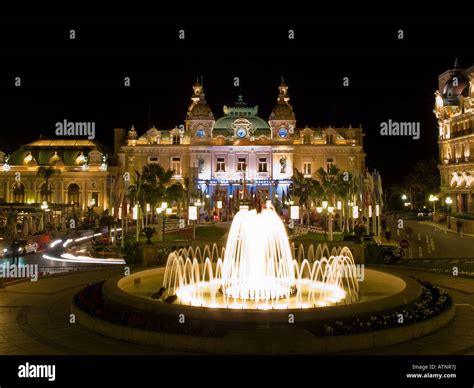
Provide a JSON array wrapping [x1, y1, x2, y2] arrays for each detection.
[[434, 61, 474, 215]]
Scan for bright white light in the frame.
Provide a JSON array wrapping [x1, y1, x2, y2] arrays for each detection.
[[62, 239, 73, 248], [188, 206, 197, 220], [42, 253, 125, 265], [50, 239, 63, 248], [337, 201, 342, 210], [162, 207, 359, 309], [368, 205, 372, 218], [322, 200, 328, 209], [217, 200, 222, 209], [352, 205, 359, 219], [290, 205, 299, 220], [375, 204, 380, 217]]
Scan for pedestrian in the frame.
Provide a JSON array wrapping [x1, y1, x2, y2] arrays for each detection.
[[385, 227, 391, 241]]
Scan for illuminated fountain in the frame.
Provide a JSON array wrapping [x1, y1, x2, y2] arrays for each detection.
[[163, 206, 359, 310]]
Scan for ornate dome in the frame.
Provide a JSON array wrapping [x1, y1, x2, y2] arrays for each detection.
[[269, 79, 295, 121], [187, 80, 215, 120], [442, 60, 470, 105]]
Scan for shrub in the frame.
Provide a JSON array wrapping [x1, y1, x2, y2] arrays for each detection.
[[122, 241, 142, 264]]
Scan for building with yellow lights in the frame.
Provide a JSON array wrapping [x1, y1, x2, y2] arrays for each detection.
[[435, 61, 474, 215], [0, 80, 369, 218], [118, 80, 367, 203], [0, 139, 113, 211]]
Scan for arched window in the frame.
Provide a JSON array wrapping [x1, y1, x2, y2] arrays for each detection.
[[40, 182, 53, 203], [13, 183, 25, 203], [67, 183, 80, 205]]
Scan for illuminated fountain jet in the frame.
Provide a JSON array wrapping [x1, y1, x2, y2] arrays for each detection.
[[163, 206, 359, 309]]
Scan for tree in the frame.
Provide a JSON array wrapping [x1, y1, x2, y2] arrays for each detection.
[[166, 182, 186, 217], [292, 168, 323, 227], [141, 164, 174, 222], [388, 159, 440, 210], [37, 166, 60, 202]]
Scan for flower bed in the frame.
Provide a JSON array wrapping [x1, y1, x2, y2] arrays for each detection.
[[310, 279, 451, 336], [75, 278, 451, 338]]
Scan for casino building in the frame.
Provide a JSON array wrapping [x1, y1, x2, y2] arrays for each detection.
[[118, 80, 366, 203], [0, 79, 370, 220], [434, 61, 474, 214]]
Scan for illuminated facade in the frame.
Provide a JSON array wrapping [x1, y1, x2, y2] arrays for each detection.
[[435, 61, 474, 214], [0, 140, 113, 211], [118, 80, 366, 201]]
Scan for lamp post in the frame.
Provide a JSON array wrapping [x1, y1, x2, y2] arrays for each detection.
[[429, 195, 439, 221], [161, 202, 168, 241], [445, 196, 452, 229], [188, 205, 197, 240], [290, 204, 299, 237], [228, 195, 233, 220], [40, 201, 48, 232], [316, 203, 334, 241]]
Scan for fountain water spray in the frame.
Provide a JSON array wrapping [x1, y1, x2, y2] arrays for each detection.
[[163, 206, 359, 309]]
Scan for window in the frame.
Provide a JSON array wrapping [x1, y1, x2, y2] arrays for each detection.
[[303, 162, 312, 176], [40, 182, 52, 203], [171, 157, 182, 175], [148, 156, 159, 164], [216, 157, 226, 172], [237, 157, 246, 171], [90, 192, 99, 207], [258, 158, 267, 173], [303, 134, 312, 144], [172, 135, 181, 145], [67, 183, 80, 205], [326, 157, 335, 172], [13, 183, 25, 203]]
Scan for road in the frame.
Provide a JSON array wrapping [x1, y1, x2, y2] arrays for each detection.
[[0, 228, 125, 276], [386, 219, 474, 259]]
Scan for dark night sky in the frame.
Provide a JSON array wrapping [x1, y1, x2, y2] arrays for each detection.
[[0, 16, 473, 188]]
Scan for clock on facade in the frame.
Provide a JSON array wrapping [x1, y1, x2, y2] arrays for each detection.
[[195, 128, 205, 138], [278, 127, 288, 138], [236, 127, 247, 138]]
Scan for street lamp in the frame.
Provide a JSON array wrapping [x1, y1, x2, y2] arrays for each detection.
[[429, 195, 439, 220], [316, 205, 334, 241], [160, 202, 168, 241], [188, 205, 197, 240], [290, 205, 299, 237], [41, 201, 48, 232], [445, 196, 453, 229], [401, 194, 407, 201]]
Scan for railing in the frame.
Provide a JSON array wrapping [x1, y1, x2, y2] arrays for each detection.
[[389, 258, 474, 276]]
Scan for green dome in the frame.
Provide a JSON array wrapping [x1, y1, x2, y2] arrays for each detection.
[[214, 97, 270, 132]]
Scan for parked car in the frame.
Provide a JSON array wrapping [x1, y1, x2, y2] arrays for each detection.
[[366, 240, 403, 264], [344, 234, 403, 264]]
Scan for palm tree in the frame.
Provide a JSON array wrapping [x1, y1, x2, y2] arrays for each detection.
[[141, 164, 174, 223], [292, 168, 323, 227], [166, 182, 186, 217], [128, 170, 144, 241], [37, 166, 60, 202]]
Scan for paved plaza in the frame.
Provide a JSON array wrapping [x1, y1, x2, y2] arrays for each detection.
[[0, 267, 472, 355]]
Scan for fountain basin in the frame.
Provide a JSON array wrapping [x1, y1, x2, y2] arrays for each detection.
[[102, 266, 422, 325]]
